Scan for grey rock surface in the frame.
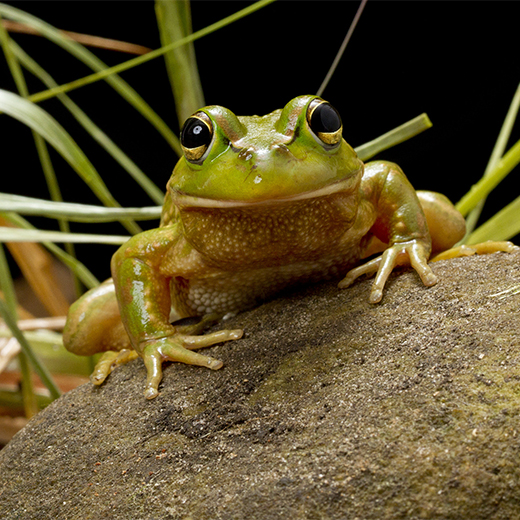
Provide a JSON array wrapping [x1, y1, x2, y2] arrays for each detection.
[[1, 251, 520, 520]]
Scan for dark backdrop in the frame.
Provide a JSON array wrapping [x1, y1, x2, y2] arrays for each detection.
[[1, 0, 519, 280]]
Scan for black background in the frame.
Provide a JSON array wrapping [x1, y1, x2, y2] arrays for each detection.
[[1, 0, 519, 280]]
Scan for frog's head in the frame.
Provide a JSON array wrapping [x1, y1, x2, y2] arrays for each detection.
[[169, 95, 363, 208]]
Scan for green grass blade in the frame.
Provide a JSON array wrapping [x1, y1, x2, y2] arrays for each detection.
[[0, 328, 93, 376], [0, 2, 181, 155], [0, 244, 38, 414], [1, 212, 100, 289], [0, 390, 53, 410], [462, 82, 520, 240], [0, 226, 129, 245], [0, 297, 61, 400], [9, 39, 164, 204], [156, 0, 205, 125], [355, 113, 432, 162], [0, 16, 79, 282], [2, 0, 275, 111], [466, 195, 520, 244], [0, 194, 162, 222], [456, 138, 520, 217], [0, 15, 66, 212], [0, 89, 141, 235]]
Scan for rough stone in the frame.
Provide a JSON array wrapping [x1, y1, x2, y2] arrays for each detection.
[[1, 251, 520, 519]]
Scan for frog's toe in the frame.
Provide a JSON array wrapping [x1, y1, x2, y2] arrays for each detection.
[[338, 256, 381, 289], [431, 240, 519, 262], [340, 240, 437, 303], [141, 337, 227, 399], [140, 328, 243, 399], [90, 349, 139, 385], [181, 328, 244, 350]]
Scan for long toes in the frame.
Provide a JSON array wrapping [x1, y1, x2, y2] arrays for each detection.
[[90, 351, 119, 385], [181, 329, 244, 350]]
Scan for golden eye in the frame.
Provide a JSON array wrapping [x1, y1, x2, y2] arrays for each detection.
[[306, 99, 343, 147], [180, 112, 213, 162]]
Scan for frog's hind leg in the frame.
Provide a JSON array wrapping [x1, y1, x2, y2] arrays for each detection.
[[63, 279, 131, 355], [417, 191, 518, 260], [416, 191, 467, 255], [63, 279, 135, 386]]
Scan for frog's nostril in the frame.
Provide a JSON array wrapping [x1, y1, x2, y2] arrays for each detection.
[[238, 147, 255, 162], [272, 143, 291, 156]]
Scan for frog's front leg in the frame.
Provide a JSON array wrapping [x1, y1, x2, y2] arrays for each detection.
[[339, 161, 438, 303], [112, 225, 242, 399]]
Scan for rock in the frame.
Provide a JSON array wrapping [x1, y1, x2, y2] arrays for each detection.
[[1, 251, 520, 519]]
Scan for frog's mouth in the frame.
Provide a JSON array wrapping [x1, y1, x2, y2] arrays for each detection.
[[171, 167, 362, 209]]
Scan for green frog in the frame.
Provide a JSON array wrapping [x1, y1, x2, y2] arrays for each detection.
[[63, 95, 511, 399]]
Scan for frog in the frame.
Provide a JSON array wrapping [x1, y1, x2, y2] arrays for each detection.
[[63, 95, 516, 399]]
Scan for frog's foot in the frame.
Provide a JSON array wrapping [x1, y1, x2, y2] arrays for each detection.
[[172, 313, 227, 335], [141, 325, 243, 400], [431, 240, 519, 262], [90, 349, 139, 386], [338, 240, 437, 304]]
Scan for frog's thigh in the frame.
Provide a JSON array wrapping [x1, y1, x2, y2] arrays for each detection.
[[63, 279, 131, 356], [416, 191, 466, 255]]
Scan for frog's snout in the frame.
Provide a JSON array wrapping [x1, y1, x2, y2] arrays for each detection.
[[237, 143, 293, 165]]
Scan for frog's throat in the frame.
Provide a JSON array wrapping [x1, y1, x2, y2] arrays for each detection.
[[171, 167, 362, 209]]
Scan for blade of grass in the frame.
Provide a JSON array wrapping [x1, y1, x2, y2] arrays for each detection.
[[466, 195, 520, 244], [462, 82, 520, 240], [9, 39, 165, 205], [0, 89, 141, 235], [0, 2, 182, 154], [2, 19, 153, 55], [0, 17, 66, 217], [0, 244, 39, 416], [0, 217, 70, 316], [355, 113, 433, 162], [156, 0, 205, 126], [1, 213, 100, 289], [0, 389, 53, 410], [0, 328, 92, 377], [1, 0, 276, 110], [317, 0, 367, 97], [0, 226, 129, 245], [0, 194, 161, 222], [456, 138, 520, 217], [0, 297, 61, 400], [1, 16, 79, 307]]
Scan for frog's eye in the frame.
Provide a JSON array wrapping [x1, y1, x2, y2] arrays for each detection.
[[306, 99, 343, 148], [181, 112, 214, 163]]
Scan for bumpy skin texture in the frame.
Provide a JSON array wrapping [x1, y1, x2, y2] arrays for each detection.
[[63, 95, 466, 399]]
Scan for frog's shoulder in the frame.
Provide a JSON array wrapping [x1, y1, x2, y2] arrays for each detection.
[[362, 160, 400, 179]]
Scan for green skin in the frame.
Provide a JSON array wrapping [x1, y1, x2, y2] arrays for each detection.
[[63, 95, 466, 399]]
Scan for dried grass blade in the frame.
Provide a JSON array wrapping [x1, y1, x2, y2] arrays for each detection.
[[0, 217, 70, 316]]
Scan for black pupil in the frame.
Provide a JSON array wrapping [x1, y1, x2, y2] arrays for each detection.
[[311, 103, 341, 133], [181, 117, 211, 149]]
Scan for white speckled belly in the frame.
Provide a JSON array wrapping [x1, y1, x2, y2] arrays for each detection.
[[181, 251, 361, 315]]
